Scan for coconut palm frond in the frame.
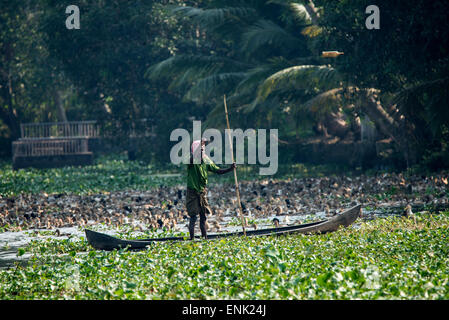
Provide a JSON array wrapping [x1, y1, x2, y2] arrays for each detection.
[[266, 0, 296, 5], [184, 72, 247, 103], [302, 87, 344, 114], [240, 19, 302, 56], [392, 77, 449, 109], [203, 94, 283, 130], [256, 65, 340, 102], [202, 102, 228, 130], [168, 68, 201, 92], [234, 66, 270, 94], [235, 58, 291, 96], [146, 55, 249, 92], [289, 3, 313, 25], [202, 95, 246, 130], [172, 6, 258, 30], [149, 55, 249, 78], [147, 55, 232, 79], [145, 55, 189, 80], [265, 1, 313, 26]]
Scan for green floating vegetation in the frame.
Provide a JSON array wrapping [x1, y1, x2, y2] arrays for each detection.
[[1, 212, 448, 299]]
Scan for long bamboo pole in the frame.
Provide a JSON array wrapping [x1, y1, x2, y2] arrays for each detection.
[[223, 94, 246, 236]]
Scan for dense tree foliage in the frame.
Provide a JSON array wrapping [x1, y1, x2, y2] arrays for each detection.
[[148, 0, 449, 167], [146, 0, 343, 141], [0, 1, 75, 153], [40, 0, 209, 163], [315, 0, 449, 168], [0, 0, 448, 169]]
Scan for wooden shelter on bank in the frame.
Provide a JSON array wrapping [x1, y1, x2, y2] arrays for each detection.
[[11, 119, 156, 170], [12, 121, 98, 170]]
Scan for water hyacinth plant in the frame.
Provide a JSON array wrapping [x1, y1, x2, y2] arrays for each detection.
[[1, 212, 448, 300]]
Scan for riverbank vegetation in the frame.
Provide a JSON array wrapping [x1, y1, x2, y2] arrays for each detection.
[[2, 1, 449, 170]]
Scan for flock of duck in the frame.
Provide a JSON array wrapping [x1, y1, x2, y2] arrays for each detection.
[[0, 172, 448, 233]]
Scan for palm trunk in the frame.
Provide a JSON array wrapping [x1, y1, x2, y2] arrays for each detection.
[[54, 89, 68, 122], [357, 89, 418, 167], [0, 72, 21, 139], [0, 104, 20, 139]]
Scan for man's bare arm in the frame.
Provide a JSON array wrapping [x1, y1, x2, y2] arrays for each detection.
[[216, 163, 236, 175]]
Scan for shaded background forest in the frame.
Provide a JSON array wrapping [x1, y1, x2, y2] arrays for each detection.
[[1, 0, 449, 172]]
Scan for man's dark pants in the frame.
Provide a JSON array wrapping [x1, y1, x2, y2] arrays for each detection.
[[186, 187, 211, 239]]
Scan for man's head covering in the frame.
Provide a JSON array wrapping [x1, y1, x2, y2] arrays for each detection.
[[191, 138, 209, 155], [191, 140, 202, 155]]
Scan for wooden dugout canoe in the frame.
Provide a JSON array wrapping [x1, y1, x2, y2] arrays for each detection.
[[85, 204, 361, 251]]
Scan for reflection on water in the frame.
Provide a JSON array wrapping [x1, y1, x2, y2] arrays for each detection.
[[0, 248, 30, 269], [0, 227, 83, 270]]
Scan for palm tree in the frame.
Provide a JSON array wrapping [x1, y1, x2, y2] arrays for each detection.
[[147, 0, 447, 167], [146, 0, 346, 142]]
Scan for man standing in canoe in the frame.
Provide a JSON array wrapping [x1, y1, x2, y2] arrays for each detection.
[[187, 138, 235, 240]]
